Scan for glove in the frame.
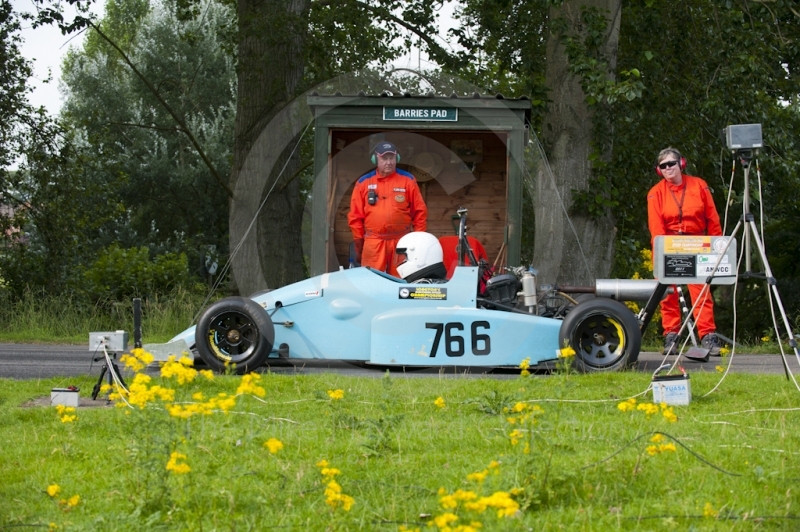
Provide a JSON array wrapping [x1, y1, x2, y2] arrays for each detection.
[[354, 239, 364, 264]]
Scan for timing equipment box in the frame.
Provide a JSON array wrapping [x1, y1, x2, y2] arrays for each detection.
[[653, 235, 737, 285], [724, 123, 762, 150], [89, 331, 129, 352]]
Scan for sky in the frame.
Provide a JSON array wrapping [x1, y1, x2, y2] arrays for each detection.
[[12, 0, 459, 116], [12, 0, 104, 115]]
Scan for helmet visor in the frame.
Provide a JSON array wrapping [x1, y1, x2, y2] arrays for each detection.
[[395, 247, 408, 268]]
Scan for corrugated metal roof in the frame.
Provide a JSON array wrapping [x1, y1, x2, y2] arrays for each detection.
[[310, 90, 529, 101]]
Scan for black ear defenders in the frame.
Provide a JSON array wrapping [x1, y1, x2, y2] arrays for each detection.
[[371, 153, 400, 165]]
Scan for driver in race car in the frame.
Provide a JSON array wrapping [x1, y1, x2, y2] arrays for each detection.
[[348, 141, 428, 276]]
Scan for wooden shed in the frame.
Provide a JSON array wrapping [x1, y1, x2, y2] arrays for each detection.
[[308, 94, 531, 276]]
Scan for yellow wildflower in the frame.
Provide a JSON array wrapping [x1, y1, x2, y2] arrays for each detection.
[[439, 489, 478, 509], [703, 502, 718, 518], [46, 484, 61, 498], [464, 491, 520, 518], [161, 356, 198, 385], [324, 479, 355, 511], [316, 459, 329, 468], [661, 406, 678, 423], [646, 445, 658, 456], [641, 249, 653, 272], [433, 513, 459, 528], [236, 373, 266, 397], [200, 369, 215, 380], [55, 405, 78, 423], [715, 365, 724, 373], [659, 443, 677, 453], [617, 398, 637, 412], [761, 336, 770, 343], [636, 403, 659, 416], [120, 354, 144, 372], [119, 348, 154, 372], [650, 433, 665, 443], [165, 451, 191, 474], [192, 392, 205, 401], [625, 301, 640, 313], [509, 429, 524, 446], [519, 357, 531, 376], [434, 397, 446, 409], [264, 438, 284, 454], [719, 347, 730, 356], [66, 495, 80, 507], [327, 389, 344, 400], [320, 467, 341, 478], [467, 470, 488, 483], [558, 346, 576, 358], [133, 348, 154, 364]]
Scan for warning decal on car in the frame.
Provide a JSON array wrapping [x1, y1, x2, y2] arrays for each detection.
[[398, 287, 447, 300]]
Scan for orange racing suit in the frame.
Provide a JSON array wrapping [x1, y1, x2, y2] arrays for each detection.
[[647, 175, 722, 338], [348, 169, 427, 277]]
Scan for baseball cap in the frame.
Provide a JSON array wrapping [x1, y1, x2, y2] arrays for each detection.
[[373, 141, 398, 155]]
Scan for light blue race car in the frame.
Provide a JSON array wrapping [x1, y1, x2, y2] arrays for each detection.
[[170, 214, 644, 374]]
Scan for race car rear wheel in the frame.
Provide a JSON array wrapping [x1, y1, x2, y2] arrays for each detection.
[[557, 298, 640, 372], [195, 297, 275, 374]]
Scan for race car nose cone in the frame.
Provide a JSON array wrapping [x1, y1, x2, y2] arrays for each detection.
[[227, 329, 241, 343]]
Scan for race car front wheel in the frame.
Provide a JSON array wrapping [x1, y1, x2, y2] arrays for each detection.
[[195, 297, 275, 374], [557, 298, 641, 372]]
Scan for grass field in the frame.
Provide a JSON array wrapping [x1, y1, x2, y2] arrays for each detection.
[[1, 356, 799, 531]]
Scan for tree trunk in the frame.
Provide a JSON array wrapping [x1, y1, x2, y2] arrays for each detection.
[[229, 0, 310, 296], [534, 0, 621, 287]]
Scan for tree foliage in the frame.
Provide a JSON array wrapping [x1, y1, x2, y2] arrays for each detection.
[[60, 0, 237, 260], [0, 0, 32, 171]]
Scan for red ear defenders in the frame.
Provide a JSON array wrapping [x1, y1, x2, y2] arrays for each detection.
[[655, 156, 686, 177], [371, 152, 400, 164]]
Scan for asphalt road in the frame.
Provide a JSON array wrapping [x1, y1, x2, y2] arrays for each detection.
[[1, 342, 799, 380]]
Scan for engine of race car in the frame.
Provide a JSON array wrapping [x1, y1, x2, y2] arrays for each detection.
[[483, 274, 521, 307], [478, 266, 574, 319]]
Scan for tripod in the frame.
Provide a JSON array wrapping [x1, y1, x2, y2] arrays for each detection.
[[91, 350, 127, 400], [722, 149, 800, 376]]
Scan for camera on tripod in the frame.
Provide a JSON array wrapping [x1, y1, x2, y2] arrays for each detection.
[[723, 123, 762, 151]]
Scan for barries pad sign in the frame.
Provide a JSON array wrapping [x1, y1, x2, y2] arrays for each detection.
[[383, 107, 458, 122]]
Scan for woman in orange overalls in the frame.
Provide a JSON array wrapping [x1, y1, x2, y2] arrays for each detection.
[[647, 147, 723, 357]]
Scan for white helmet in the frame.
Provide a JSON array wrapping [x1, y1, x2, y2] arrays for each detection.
[[396, 232, 446, 282]]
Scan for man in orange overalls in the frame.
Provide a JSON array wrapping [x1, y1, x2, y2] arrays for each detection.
[[348, 142, 427, 276], [647, 147, 723, 358]]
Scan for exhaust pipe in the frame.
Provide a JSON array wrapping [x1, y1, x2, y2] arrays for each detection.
[[559, 280, 670, 302], [595, 279, 663, 301]]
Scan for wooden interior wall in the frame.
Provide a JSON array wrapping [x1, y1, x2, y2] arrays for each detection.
[[327, 129, 509, 271]]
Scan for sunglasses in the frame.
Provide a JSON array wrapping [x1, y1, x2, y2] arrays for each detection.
[[658, 160, 679, 170]]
